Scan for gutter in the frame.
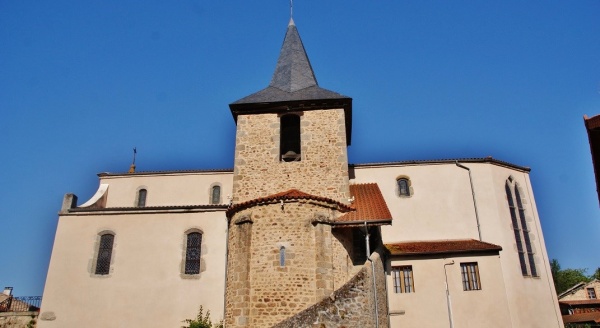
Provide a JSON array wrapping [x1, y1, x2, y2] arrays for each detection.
[[455, 161, 482, 241], [331, 219, 392, 226]]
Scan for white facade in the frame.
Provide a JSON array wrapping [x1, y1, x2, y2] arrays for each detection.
[[40, 171, 232, 328], [39, 18, 562, 328], [353, 161, 563, 327], [39, 160, 563, 327]]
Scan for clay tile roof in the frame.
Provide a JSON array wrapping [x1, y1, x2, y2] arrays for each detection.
[[226, 189, 352, 218], [335, 183, 392, 225], [385, 239, 502, 256], [562, 312, 600, 324], [560, 299, 600, 306]]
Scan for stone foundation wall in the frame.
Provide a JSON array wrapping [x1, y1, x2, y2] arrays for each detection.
[[232, 109, 350, 203], [0, 312, 38, 328], [273, 249, 389, 328]]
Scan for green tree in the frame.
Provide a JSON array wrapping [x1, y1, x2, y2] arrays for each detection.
[[551, 259, 591, 295], [590, 267, 600, 281], [182, 306, 223, 328]]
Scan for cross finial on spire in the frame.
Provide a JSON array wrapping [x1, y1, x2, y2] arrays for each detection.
[[290, 0, 293, 19]]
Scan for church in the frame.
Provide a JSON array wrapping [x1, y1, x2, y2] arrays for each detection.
[[38, 18, 563, 328]]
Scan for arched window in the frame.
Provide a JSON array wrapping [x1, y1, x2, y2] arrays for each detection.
[[137, 188, 147, 207], [210, 185, 221, 204], [397, 177, 411, 197], [280, 114, 301, 162], [279, 246, 286, 267], [185, 232, 202, 274], [505, 177, 537, 277], [95, 233, 114, 275]]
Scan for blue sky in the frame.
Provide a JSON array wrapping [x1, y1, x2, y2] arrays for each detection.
[[1, 1, 599, 296]]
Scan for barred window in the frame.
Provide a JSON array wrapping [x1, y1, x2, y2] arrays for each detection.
[[505, 177, 537, 277], [461, 262, 481, 291], [185, 232, 202, 274], [137, 188, 147, 207], [279, 246, 286, 267], [95, 234, 114, 275], [210, 185, 221, 204], [392, 266, 414, 293], [588, 288, 597, 299]]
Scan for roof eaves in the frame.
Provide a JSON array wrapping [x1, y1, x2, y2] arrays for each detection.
[[385, 239, 502, 256], [67, 204, 229, 213], [98, 168, 233, 177], [226, 189, 352, 218], [351, 157, 531, 172]]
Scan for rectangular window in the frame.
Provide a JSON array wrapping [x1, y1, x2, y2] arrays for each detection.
[[392, 266, 414, 293], [588, 288, 597, 299], [461, 262, 481, 291]]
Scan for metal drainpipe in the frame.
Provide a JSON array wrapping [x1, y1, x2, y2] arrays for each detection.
[[222, 216, 230, 328], [444, 260, 455, 328], [383, 255, 392, 328], [364, 221, 380, 328], [455, 161, 482, 241]]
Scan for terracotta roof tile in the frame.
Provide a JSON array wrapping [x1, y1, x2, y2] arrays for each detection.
[[562, 312, 600, 324], [560, 299, 600, 306], [335, 183, 392, 225], [226, 189, 352, 217], [385, 239, 502, 256]]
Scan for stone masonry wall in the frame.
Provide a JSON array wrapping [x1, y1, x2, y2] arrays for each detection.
[[0, 312, 38, 328], [225, 201, 351, 327], [232, 109, 350, 203], [332, 228, 363, 290], [273, 249, 389, 328]]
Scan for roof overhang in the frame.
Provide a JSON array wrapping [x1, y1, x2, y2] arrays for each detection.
[[584, 114, 600, 206], [385, 239, 502, 256], [229, 96, 353, 145]]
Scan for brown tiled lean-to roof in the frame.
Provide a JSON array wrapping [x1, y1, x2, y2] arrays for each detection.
[[385, 239, 502, 256], [336, 183, 392, 225]]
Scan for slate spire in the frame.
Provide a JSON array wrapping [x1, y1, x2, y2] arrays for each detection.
[[231, 19, 350, 105], [230, 19, 353, 144], [269, 18, 318, 93]]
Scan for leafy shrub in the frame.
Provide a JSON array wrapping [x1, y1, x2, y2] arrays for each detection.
[[182, 306, 223, 328]]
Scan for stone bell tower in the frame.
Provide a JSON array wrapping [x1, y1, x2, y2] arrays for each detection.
[[224, 19, 358, 327], [228, 18, 352, 204]]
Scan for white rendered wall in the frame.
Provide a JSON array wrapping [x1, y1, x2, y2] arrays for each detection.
[[95, 171, 233, 208], [387, 254, 512, 328], [39, 210, 228, 328], [353, 162, 563, 328]]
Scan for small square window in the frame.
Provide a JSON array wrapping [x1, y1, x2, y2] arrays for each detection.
[[392, 266, 414, 293]]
